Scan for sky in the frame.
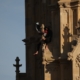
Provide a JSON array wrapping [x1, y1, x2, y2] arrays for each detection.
[[0, 0, 25, 80]]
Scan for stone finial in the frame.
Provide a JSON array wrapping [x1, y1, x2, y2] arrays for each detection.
[[13, 57, 22, 74]]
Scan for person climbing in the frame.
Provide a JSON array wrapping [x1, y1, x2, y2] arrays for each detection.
[[33, 22, 52, 55]]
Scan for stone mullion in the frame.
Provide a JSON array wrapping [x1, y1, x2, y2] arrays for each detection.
[[77, 3, 80, 21], [59, 4, 65, 54], [59, 2, 72, 57], [69, 8, 73, 37], [66, 4, 73, 42]]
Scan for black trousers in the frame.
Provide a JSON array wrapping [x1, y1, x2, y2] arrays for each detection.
[[36, 38, 51, 51]]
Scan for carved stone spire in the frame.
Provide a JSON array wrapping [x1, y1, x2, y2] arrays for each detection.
[[13, 57, 22, 74]]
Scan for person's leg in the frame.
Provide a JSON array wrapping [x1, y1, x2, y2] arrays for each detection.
[[44, 40, 49, 50], [45, 44, 48, 49], [33, 41, 41, 55]]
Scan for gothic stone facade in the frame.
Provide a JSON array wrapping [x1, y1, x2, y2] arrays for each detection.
[[13, 0, 80, 80]]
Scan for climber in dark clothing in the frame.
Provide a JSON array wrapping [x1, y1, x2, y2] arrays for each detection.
[[33, 23, 52, 55]]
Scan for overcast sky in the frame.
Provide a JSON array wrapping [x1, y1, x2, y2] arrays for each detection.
[[0, 0, 25, 80]]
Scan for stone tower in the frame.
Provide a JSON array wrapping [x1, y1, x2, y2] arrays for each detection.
[[13, 0, 80, 80]]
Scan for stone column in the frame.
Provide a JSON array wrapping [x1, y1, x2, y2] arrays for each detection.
[[77, 2, 80, 20], [68, 38, 80, 80], [73, 39, 80, 80], [58, 2, 72, 58], [66, 3, 73, 41], [59, 2, 68, 55]]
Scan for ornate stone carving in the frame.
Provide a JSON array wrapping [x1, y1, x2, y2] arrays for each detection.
[[78, 1, 80, 6], [67, 41, 77, 61], [58, 2, 70, 8], [68, 52, 73, 61], [64, 3, 71, 8], [76, 76, 80, 80], [58, 2, 64, 8], [75, 54, 80, 79], [76, 19, 80, 37], [76, 54, 80, 67], [42, 44, 54, 65], [13, 57, 22, 74], [59, 4, 64, 8]]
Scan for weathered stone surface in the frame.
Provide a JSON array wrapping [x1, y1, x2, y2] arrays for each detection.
[[14, 0, 80, 80], [68, 38, 80, 80]]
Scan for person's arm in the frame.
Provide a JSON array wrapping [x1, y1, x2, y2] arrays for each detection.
[[46, 29, 52, 42], [41, 35, 46, 40], [36, 22, 41, 33]]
